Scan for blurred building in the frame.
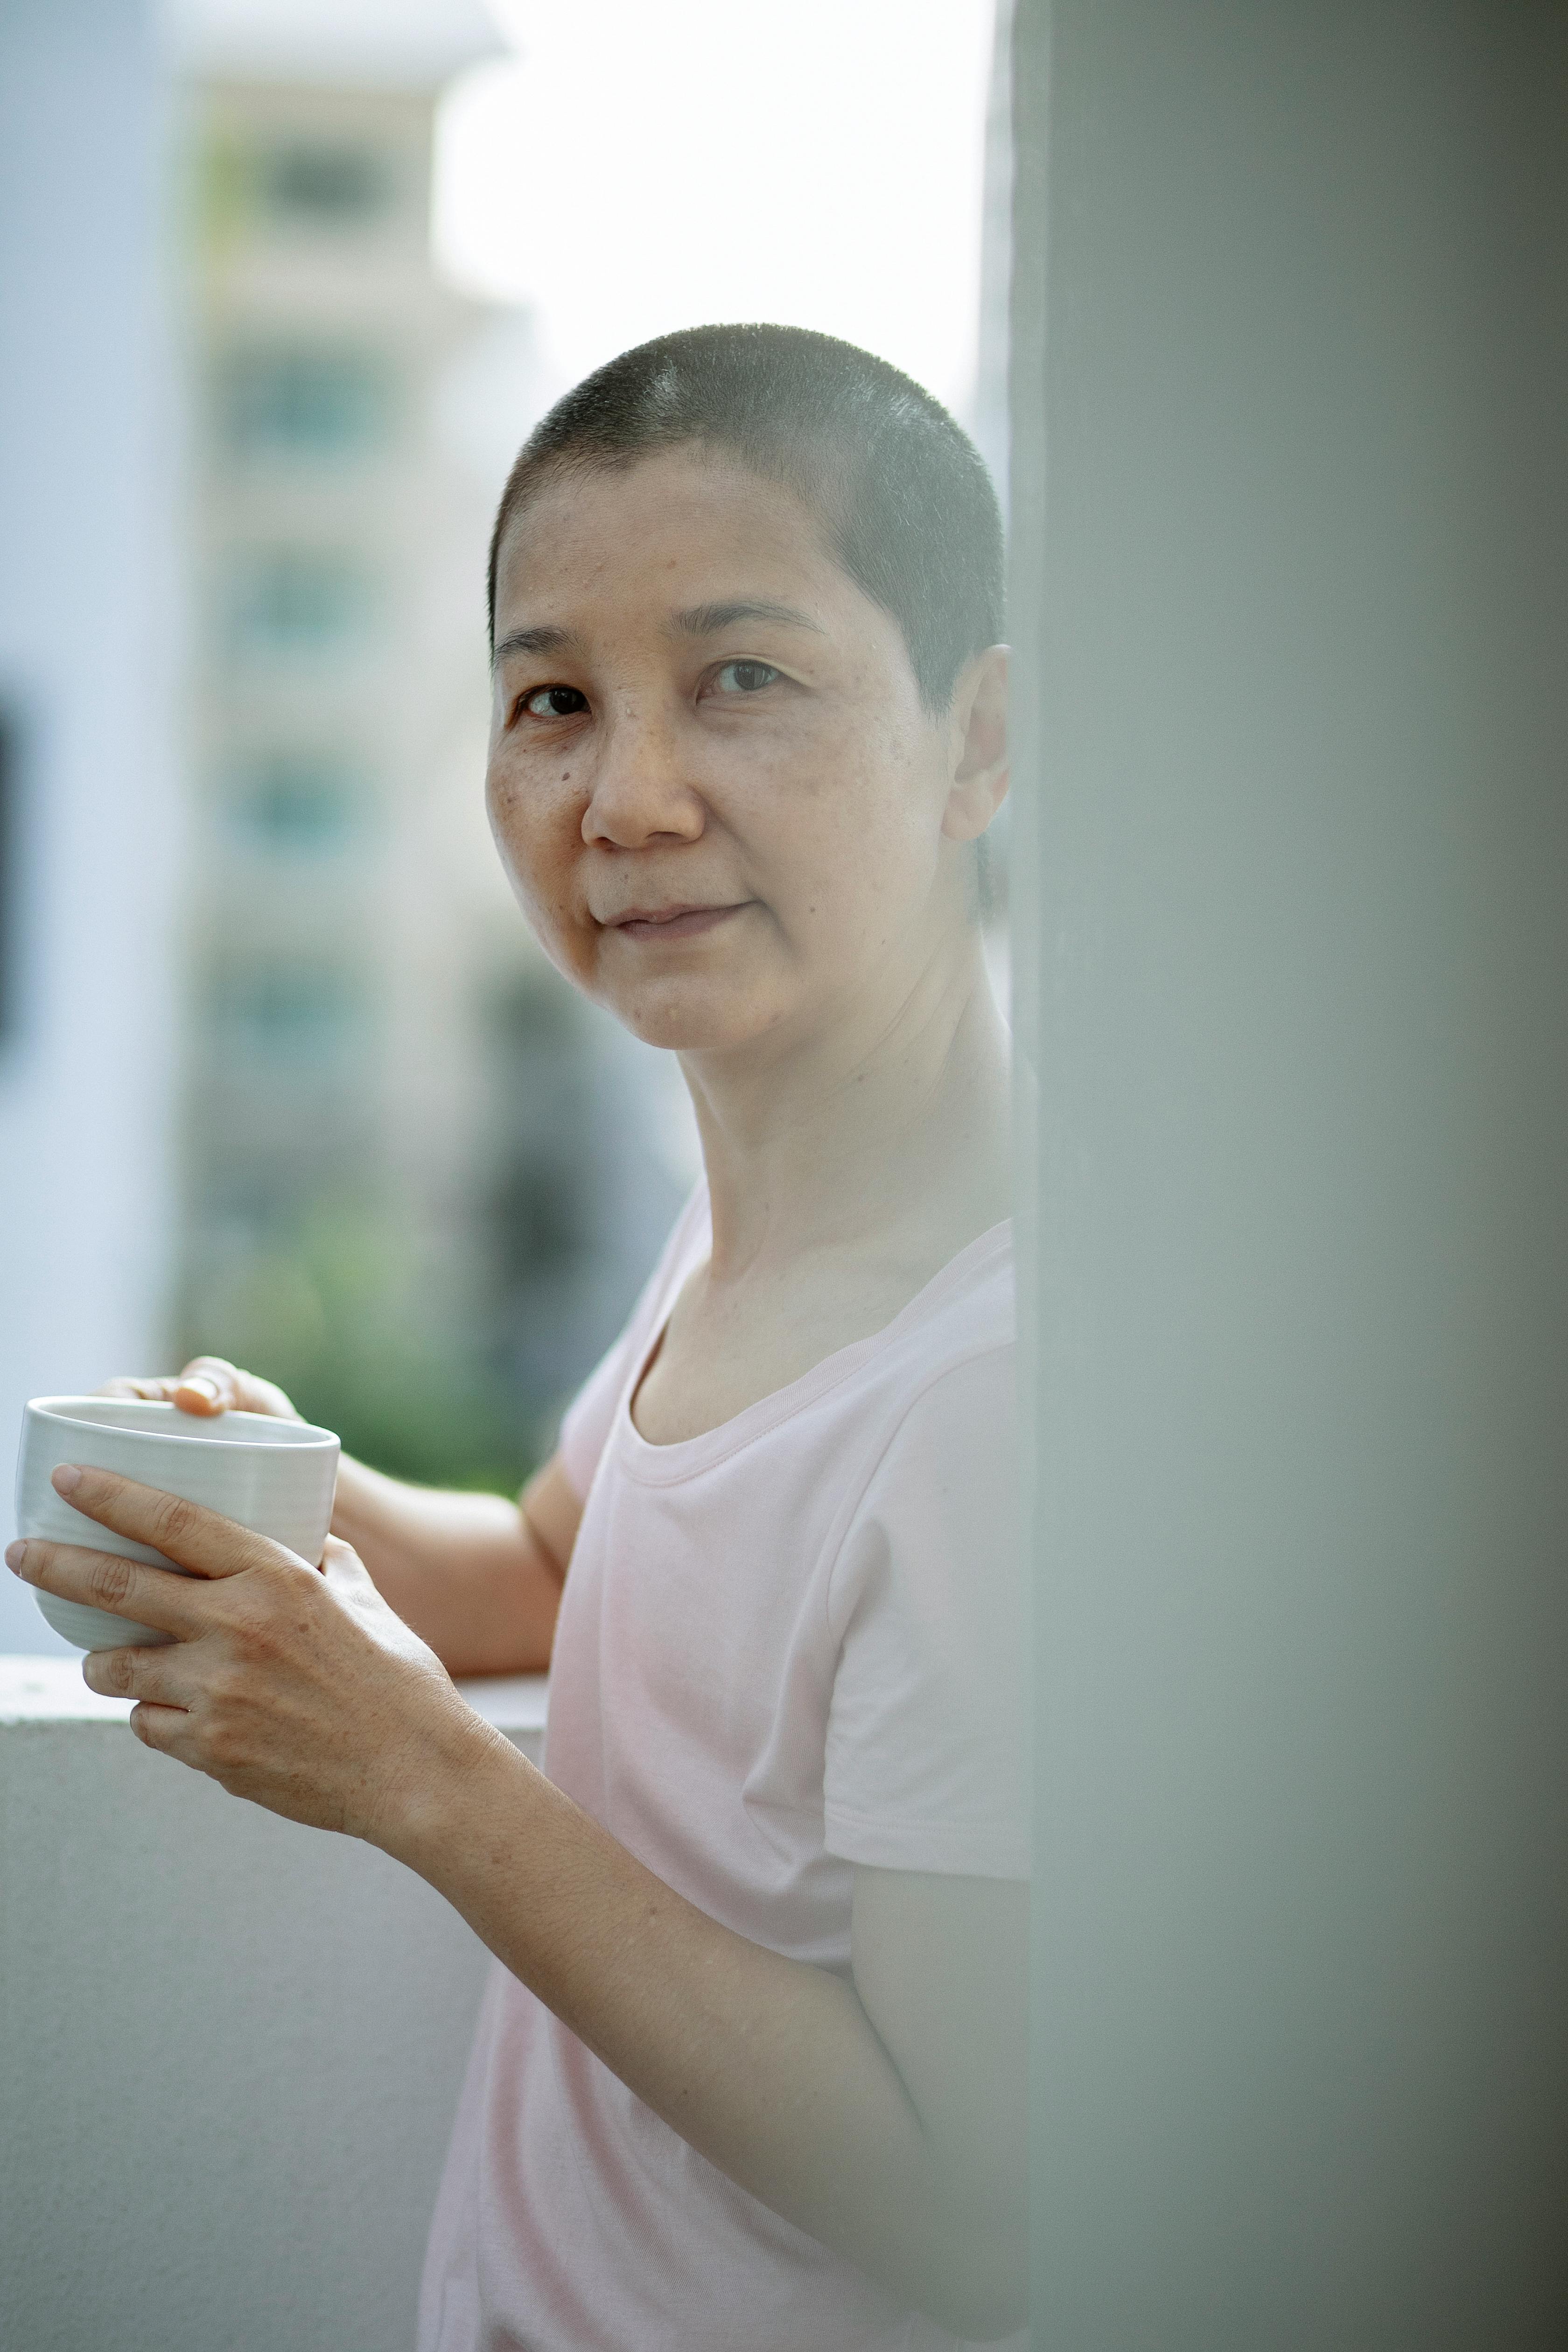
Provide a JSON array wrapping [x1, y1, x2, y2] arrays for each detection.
[[178, 44, 691, 1488], [0, 0, 181, 1654]]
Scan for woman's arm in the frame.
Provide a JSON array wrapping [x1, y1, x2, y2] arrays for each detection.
[[329, 1454, 578, 1677], [98, 1357, 581, 1676], [400, 1744, 1029, 2338], [10, 1469, 1026, 2338]]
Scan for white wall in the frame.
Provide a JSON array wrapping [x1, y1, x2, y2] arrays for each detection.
[[1011, 4, 1568, 2342], [0, 1660, 545, 2352], [0, 0, 181, 1654]]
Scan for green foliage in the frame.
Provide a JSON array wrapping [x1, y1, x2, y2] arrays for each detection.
[[178, 1200, 538, 1498]]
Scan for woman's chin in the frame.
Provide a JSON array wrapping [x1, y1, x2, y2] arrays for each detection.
[[605, 979, 790, 1058]]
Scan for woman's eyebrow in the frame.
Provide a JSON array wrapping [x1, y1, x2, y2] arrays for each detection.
[[494, 623, 574, 663], [672, 599, 826, 638]]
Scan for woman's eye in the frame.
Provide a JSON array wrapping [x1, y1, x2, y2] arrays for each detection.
[[523, 685, 588, 720], [712, 660, 779, 697]]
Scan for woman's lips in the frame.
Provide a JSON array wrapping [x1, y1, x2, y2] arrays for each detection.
[[609, 904, 746, 942]]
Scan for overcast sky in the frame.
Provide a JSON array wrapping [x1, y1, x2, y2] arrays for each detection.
[[432, 0, 996, 419]]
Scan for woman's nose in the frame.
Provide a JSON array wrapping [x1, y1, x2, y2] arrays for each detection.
[[581, 707, 706, 849]]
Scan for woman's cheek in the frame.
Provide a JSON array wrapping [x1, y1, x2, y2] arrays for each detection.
[[489, 776, 581, 949], [515, 870, 594, 989]]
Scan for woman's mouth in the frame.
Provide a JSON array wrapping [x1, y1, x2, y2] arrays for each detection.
[[608, 903, 747, 942]]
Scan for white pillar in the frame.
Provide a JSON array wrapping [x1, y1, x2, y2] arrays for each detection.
[[0, 0, 180, 1652], [1011, 4, 1568, 2342]]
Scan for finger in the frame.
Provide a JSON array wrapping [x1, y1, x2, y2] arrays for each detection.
[[7, 1535, 210, 1641], [95, 1372, 234, 1418], [43, 1462, 292, 1583], [83, 1643, 191, 1708], [176, 1357, 301, 1423], [174, 1357, 238, 1414], [93, 1363, 283, 1421], [130, 1701, 192, 1755]]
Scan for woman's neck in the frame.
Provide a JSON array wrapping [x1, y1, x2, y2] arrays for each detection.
[[680, 932, 1013, 1286]]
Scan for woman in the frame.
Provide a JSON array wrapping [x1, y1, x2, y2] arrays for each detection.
[[9, 327, 1027, 2348]]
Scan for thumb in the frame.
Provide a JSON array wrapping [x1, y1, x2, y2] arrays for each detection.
[[321, 1532, 371, 1589], [322, 1537, 442, 1671]]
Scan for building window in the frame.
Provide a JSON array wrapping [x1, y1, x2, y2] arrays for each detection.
[[226, 552, 375, 660], [257, 140, 392, 228], [227, 755, 364, 854], [218, 346, 393, 462]]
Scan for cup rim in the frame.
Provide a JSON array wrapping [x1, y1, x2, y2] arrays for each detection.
[[24, 1395, 339, 1453]]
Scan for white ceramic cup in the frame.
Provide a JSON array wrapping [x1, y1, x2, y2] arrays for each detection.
[[14, 1396, 340, 1652]]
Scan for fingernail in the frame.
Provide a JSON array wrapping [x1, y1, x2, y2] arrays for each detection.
[[4, 1540, 25, 1572], [184, 1376, 221, 1404], [51, 1463, 83, 1495]]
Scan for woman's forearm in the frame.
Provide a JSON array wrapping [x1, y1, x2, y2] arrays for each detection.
[[386, 1729, 994, 2335], [329, 1459, 561, 1676], [26, 1446, 1020, 2336]]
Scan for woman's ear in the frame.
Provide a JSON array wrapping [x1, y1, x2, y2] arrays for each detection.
[[941, 645, 1010, 842]]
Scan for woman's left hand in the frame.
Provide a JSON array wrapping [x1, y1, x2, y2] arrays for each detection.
[[4, 1463, 494, 1848]]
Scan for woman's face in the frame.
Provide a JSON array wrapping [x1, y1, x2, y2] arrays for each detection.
[[486, 447, 992, 1061]]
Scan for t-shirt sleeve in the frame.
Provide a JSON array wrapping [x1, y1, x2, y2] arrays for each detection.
[[557, 1331, 636, 1503], [822, 1345, 1028, 1879], [556, 1185, 710, 1503]]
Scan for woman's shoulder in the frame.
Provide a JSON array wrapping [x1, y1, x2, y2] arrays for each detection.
[[759, 1212, 1014, 1455], [761, 1211, 1015, 1456], [873, 1216, 1014, 1383], [807, 1218, 1015, 1526]]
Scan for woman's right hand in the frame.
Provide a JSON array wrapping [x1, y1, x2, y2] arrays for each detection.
[[98, 1356, 302, 1423]]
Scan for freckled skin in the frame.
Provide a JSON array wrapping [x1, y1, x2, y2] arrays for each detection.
[[486, 450, 979, 1073]]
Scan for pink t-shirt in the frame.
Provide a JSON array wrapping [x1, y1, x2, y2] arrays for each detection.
[[419, 1190, 1027, 2352]]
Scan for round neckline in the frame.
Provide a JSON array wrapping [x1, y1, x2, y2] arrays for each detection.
[[616, 1212, 1013, 1485]]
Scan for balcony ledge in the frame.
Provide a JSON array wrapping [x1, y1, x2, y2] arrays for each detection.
[[0, 1654, 547, 2352], [1, 1650, 549, 1740]]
